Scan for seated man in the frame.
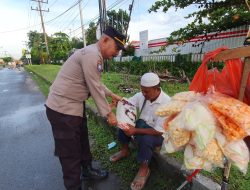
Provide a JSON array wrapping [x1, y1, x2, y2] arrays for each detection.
[[110, 72, 171, 190]]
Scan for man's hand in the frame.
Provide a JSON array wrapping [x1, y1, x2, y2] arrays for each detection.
[[107, 112, 117, 126], [124, 125, 136, 136], [109, 93, 122, 108]]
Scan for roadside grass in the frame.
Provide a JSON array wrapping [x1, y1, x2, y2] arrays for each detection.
[[26, 64, 60, 83], [25, 64, 250, 190], [25, 67, 50, 96], [87, 118, 184, 190]]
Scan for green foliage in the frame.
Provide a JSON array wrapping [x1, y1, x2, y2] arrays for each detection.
[[86, 22, 98, 45], [27, 31, 43, 64], [27, 31, 83, 64], [149, 0, 250, 48], [2, 56, 13, 63], [50, 32, 71, 63], [108, 55, 201, 80], [122, 44, 135, 56], [70, 37, 84, 49], [25, 64, 61, 83], [107, 9, 130, 34]]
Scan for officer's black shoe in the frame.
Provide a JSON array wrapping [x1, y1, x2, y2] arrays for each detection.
[[81, 165, 108, 180]]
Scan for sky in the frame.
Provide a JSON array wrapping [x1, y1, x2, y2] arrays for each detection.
[[0, 0, 194, 59]]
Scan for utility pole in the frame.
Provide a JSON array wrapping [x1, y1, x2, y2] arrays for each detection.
[[23, 41, 32, 65], [0, 46, 2, 57], [125, 0, 134, 38], [102, 0, 107, 31], [98, 0, 107, 35], [98, 0, 103, 35], [116, 12, 118, 30], [121, 11, 124, 33], [98, 0, 108, 71], [69, 29, 72, 39], [31, 0, 50, 63], [79, 0, 86, 47], [119, 0, 134, 62]]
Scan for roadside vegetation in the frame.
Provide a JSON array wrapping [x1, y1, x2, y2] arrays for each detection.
[[25, 64, 250, 190]]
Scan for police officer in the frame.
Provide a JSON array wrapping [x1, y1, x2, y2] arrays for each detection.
[[45, 26, 125, 190]]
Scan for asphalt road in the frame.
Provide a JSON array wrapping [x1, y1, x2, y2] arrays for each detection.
[[0, 68, 64, 190], [0, 68, 120, 190]]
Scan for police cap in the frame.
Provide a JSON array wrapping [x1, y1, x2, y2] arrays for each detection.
[[103, 26, 126, 50]]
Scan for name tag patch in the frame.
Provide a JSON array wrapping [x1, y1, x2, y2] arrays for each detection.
[[97, 63, 103, 72]]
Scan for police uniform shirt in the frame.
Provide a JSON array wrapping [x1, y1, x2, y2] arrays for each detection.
[[46, 43, 112, 117], [128, 90, 171, 133]]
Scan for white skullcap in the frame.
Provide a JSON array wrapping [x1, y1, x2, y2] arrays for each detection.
[[140, 72, 160, 87]]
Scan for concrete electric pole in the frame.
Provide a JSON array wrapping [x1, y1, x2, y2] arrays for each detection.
[[79, 0, 86, 47], [98, 0, 107, 35], [31, 0, 50, 62], [125, 0, 134, 38], [98, 0, 108, 71]]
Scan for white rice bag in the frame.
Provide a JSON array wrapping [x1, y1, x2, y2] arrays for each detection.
[[116, 98, 137, 127]]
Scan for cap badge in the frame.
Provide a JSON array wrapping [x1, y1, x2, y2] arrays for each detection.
[[114, 37, 125, 45]]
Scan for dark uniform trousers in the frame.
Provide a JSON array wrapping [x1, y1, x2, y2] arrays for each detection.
[[46, 106, 92, 190]]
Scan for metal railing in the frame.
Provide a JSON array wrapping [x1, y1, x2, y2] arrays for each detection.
[[113, 53, 204, 63]]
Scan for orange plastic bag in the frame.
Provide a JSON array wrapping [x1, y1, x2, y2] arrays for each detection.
[[189, 47, 250, 104]]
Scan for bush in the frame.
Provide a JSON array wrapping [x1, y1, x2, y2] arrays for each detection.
[[108, 54, 202, 79]]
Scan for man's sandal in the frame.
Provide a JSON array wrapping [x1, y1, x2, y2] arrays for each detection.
[[130, 169, 150, 190], [109, 151, 129, 162]]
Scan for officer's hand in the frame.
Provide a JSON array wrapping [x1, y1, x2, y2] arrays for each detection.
[[110, 93, 122, 108], [107, 112, 117, 126]]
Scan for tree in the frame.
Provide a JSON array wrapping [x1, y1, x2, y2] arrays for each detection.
[[70, 37, 84, 49], [50, 32, 71, 63], [149, 0, 250, 48], [86, 22, 98, 45], [123, 44, 135, 56], [27, 31, 44, 64], [2, 57, 13, 63], [27, 31, 79, 64], [107, 9, 130, 34]]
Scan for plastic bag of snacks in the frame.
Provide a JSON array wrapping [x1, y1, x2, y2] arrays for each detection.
[[215, 130, 249, 174], [163, 113, 179, 131], [207, 92, 250, 140], [156, 100, 187, 116], [155, 91, 200, 117], [184, 144, 206, 170], [178, 101, 216, 150], [194, 139, 224, 168], [171, 91, 201, 102], [168, 113, 191, 148], [160, 133, 183, 154]]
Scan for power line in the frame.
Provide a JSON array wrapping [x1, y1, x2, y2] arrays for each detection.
[[71, 0, 128, 35], [0, 0, 81, 34], [45, 0, 81, 24], [56, 0, 90, 36], [0, 0, 128, 37]]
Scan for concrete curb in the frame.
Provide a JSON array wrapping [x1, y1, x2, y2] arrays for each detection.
[[86, 104, 221, 190], [153, 153, 221, 190]]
